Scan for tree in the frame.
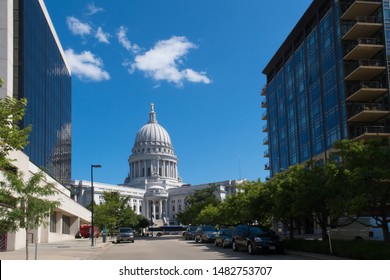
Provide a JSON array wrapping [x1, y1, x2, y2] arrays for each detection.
[[267, 165, 304, 239], [334, 138, 390, 242], [1, 91, 59, 259], [0, 97, 31, 169], [0, 170, 60, 259], [176, 185, 220, 225], [93, 191, 138, 235]]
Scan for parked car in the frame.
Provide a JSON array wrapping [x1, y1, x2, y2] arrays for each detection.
[[115, 227, 135, 243], [215, 228, 234, 248], [184, 226, 198, 240], [232, 224, 284, 254], [78, 225, 100, 238], [194, 225, 218, 243]]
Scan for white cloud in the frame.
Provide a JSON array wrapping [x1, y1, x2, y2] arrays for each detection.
[[86, 3, 104, 15], [95, 27, 110, 44], [64, 49, 110, 82], [66, 16, 92, 36], [129, 36, 211, 86], [117, 26, 140, 53]]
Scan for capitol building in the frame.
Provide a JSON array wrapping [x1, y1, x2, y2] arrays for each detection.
[[73, 104, 243, 225]]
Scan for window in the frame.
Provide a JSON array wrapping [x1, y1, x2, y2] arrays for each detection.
[[50, 212, 56, 233], [62, 215, 70, 234]]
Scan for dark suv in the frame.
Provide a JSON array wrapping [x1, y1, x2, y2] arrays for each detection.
[[232, 224, 284, 254]]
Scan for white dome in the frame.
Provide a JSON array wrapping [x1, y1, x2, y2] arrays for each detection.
[[133, 104, 173, 149]]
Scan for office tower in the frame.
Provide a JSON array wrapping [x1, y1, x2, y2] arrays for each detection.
[[262, 0, 390, 177]]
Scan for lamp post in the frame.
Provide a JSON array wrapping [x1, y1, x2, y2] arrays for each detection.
[[91, 164, 102, 246]]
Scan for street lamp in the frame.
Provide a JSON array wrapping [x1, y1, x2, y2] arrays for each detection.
[[91, 164, 102, 246]]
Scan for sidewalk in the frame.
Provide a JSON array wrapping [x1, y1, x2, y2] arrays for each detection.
[[1, 238, 348, 260], [286, 250, 349, 260], [0, 237, 112, 260]]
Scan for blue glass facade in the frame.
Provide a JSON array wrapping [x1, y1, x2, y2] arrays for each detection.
[[263, 0, 390, 177], [14, 0, 71, 184]]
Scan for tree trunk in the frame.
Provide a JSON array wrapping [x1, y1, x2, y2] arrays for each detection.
[[25, 227, 29, 260], [381, 217, 389, 242], [289, 216, 294, 239]]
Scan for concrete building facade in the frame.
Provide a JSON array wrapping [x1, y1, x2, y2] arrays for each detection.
[[0, 0, 89, 251]]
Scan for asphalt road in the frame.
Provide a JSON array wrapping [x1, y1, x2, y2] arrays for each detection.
[[90, 235, 310, 260]]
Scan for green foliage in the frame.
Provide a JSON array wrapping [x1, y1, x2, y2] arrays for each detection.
[[284, 239, 390, 260], [0, 170, 60, 233], [0, 97, 31, 166], [176, 185, 220, 225], [0, 170, 60, 259], [333, 138, 390, 241], [94, 191, 138, 234]]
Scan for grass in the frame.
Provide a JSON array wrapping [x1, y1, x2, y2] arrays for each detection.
[[284, 239, 390, 259]]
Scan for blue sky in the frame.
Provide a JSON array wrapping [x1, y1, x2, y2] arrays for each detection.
[[44, 0, 313, 185]]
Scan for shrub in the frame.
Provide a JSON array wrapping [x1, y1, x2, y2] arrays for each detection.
[[284, 239, 390, 259]]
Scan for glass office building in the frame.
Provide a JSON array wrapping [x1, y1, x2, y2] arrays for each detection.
[[262, 0, 390, 177], [13, 0, 71, 184]]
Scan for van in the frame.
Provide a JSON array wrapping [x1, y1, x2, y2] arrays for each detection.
[[330, 217, 388, 241]]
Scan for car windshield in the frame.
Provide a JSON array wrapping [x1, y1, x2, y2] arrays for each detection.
[[220, 229, 234, 235], [119, 228, 133, 233], [189, 226, 197, 231], [249, 226, 270, 235], [203, 226, 216, 231]]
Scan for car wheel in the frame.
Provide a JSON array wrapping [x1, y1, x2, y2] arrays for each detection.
[[131, 240, 134, 243], [232, 240, 238, 251], [248, 242, 255, 255]]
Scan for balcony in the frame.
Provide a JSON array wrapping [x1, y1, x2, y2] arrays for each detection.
[[344, 59, 385, 81], [264, 149, 269, 158], [262, 123, 268, 132], [350, 125, 390, 141], [261, 85, 267, 96], [342, 16, 383, 41], [261, 98, 267, 108], [347, 103, 390, 122], [262, 111, 268, 120], [263, 136, 269, 145], [264, 163, 270, 170], [346, 81, 388, 102], [343, 38, 384, 60], [340, 0, 381, 21]]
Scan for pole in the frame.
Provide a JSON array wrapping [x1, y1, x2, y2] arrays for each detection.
[[91, 164, 102, 247], [91, 165, 94, 247]]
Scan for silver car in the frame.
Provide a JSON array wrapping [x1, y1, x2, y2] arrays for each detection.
[[115, 227, 135, 243]]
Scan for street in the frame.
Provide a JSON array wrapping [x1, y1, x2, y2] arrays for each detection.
[[89, 235, 310, 260]]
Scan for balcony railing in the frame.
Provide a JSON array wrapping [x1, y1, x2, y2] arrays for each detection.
[[261, 98, 267, 108], [262, 123, 268, 132], [345, 81, 388, 101], [340, 0, 381, 21], [264, 163, 270, 170], [263, 136, 269, 145], [349, 125, 390, 140], [264, 149, 269, 158], [262, 111, 268, 120], [342, 16, 383, 40], [343, 37, 384, 60], [344, 59, 385, 81], [261, 85, 267, 96], [347, 103, 390, 122]]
